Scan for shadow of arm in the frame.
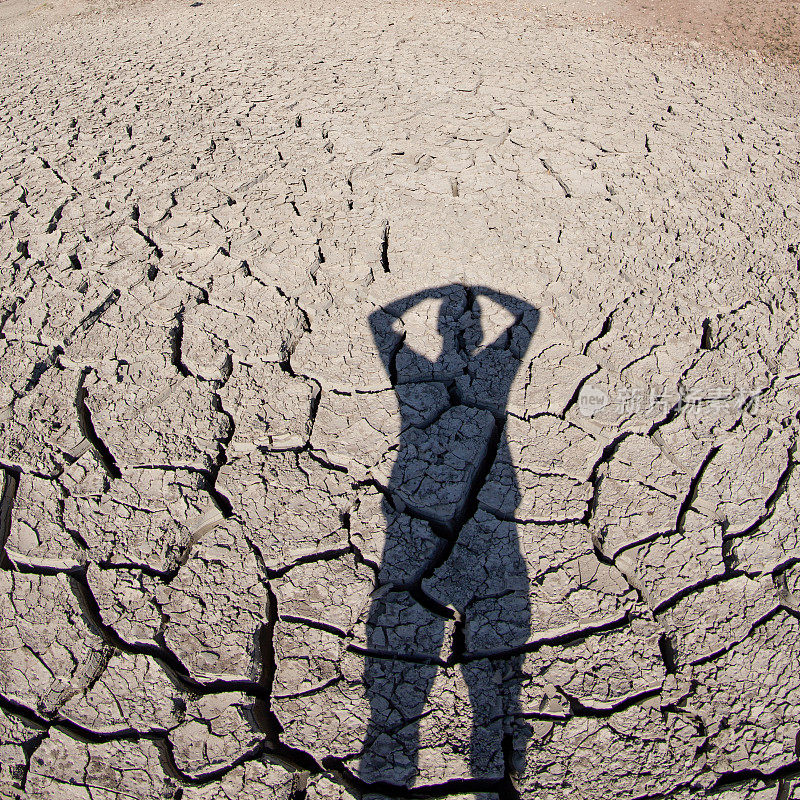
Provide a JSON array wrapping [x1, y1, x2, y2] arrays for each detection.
[[472, 287, 539, 355], [369, 286, 462, 379]]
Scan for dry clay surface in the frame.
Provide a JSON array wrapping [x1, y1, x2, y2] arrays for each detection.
[[1, 0, 800, 797]]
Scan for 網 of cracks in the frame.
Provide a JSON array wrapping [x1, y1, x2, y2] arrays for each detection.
[[320, 754, 531, 800], [17, 289, 121, 397], [0, 555, 323, 790], [249, 584, 320, 775], [0, 689, 283, 791], [723, 439, 798, 561], [67, 567, 259, 697]]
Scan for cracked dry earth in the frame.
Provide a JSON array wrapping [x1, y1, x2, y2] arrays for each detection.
[[2, 0, 800, 797]]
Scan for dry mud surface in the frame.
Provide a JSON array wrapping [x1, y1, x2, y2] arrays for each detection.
[[1, 0, 800, 797]]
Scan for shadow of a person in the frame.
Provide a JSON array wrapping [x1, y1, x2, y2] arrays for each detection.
[[360, 284, 538, 787]]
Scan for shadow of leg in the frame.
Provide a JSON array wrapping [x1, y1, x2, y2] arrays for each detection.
[[461, 658, 507, 779], [361, 650, 443, 787]]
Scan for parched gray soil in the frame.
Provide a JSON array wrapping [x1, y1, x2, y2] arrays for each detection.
[[1, 0, 800, 798]]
